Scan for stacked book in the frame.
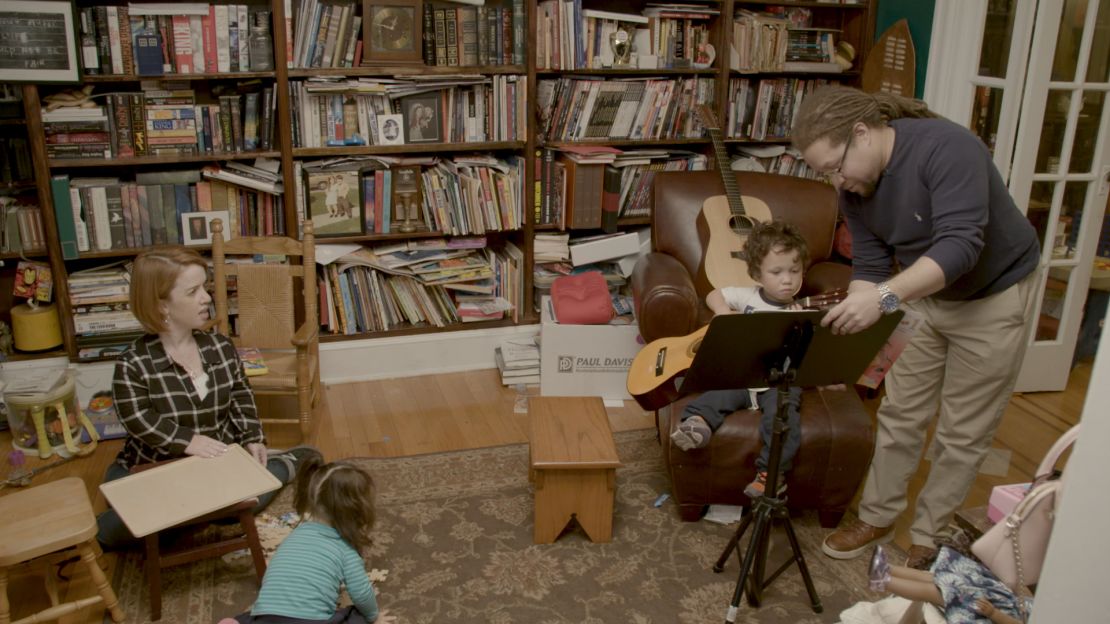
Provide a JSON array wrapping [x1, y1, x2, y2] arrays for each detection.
[[0, 196, 46, 254], [69, 264, 142, 362], [42, 106, 112, 160], [495, 336, 540, 386]]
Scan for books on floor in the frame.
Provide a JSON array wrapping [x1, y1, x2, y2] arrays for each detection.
[[495, 336, 540, 386]]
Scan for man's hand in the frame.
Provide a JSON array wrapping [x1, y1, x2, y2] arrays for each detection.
[[246, 442, 267, 465], [184, 434, 228, 459], [820, 287, 882, 335]]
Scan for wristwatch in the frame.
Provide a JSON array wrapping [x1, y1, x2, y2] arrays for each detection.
[[876, 282, 900, 314]]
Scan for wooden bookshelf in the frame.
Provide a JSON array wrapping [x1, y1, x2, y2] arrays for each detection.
[[15, 0, 872, 358]]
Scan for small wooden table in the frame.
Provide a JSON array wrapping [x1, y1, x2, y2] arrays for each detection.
[[528, 396, 621, 544]]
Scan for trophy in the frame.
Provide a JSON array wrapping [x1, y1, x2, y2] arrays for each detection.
[[392, 166, 423, 233], [609, 27, 632, 67]]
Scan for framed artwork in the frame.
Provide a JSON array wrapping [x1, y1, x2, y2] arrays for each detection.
[[401, 93, 442, 144], [304, 169, 363, 237], [181, 211, 232, 246], [377, 113, 404, 145], [361, 0, 423, 65], [0, 1, 81, 83]]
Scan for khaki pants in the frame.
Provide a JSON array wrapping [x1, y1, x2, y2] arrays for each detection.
[[858, 272, 1037, 546]]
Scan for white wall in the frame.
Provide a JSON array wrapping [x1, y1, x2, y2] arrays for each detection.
[[1029, 297, 1109, 621]]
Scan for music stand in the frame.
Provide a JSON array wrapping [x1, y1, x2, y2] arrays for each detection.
[[678, 310, 903, 623]]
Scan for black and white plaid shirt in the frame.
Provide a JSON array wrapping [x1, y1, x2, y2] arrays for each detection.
[[112, 330, 264, 470]]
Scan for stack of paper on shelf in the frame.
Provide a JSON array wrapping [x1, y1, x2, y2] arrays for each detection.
[[495, 336, 540, 386], [534, 233, 570, 263]]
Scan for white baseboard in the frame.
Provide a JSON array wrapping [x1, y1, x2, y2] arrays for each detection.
[[319, 323, 540, 384]]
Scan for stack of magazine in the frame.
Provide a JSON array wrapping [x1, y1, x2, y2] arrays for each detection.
[[495, 336, 540, 386]]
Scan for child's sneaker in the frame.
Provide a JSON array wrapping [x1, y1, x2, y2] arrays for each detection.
[[670, 415, 712, 451], [743, 471, 787, 498]]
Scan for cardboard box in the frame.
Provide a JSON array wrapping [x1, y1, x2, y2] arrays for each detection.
[[988, 482, 1030, 523], [540, 297, 642, 401], [569, 230, 644, 267]]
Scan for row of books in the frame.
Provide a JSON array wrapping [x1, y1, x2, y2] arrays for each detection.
[[535, 147, 708, 227], [42, 86, 276, 160], [535, 2, 719, 70], [78, 4, 274, 76], [733, 9, 841, 73], [727, 77, 832, 140], [421, 1, 526, 68], [318, 240, 523, 334], [290, 0, 361, 69], [0, 199, 46, 254], [419, 156, 525, 236], [290, 75, 526, 147], [495, 336, 539, 385], [0, 137, 33, 185], [731, 145, 823, 180], [50, 169, 285, 258], [538, 77, 714, 141]]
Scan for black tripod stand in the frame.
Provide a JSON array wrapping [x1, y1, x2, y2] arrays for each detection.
[[674, 310, 903, 623], [712, 322, 821, 622]]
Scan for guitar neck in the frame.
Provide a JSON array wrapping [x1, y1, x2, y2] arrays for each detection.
[[707, 126, 746, 217]]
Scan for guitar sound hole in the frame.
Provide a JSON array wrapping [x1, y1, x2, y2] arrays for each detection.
[[729, 215, 757, 236], [687, 339, 702, 357]]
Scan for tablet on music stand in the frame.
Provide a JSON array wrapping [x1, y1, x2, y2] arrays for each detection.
[[678, 309, 904, 394]]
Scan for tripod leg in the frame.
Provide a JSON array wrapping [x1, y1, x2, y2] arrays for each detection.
[[713, 512, 754, 573], [781, 514, 823, 613], [723, 509, 772, 623]]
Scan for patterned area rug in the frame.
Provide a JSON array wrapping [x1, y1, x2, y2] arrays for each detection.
[[111, 430, 886, 623]]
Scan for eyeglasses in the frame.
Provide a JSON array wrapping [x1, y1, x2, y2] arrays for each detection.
[[821, 133, 854, 183]]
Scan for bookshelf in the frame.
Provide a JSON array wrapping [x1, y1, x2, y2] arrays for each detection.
[[14, 0, 873, 361]]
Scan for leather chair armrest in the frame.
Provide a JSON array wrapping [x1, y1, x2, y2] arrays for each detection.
[[803, 261, 853, 298], [632, 252, 700, 343]]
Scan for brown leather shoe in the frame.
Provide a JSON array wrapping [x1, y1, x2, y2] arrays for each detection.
[[821, 518, 894, 559], [906, 545, 938, 570]]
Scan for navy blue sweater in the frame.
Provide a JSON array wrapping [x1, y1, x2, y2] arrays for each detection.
[[841, 117, 1039, 300]]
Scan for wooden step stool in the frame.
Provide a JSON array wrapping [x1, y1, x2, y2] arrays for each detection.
[[528, 396, 621, 544], [0, 477, 125, 624]]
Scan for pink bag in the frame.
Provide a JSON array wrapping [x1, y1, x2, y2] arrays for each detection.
[[550, 271, 613, 325], [971, 424, 1080, 589]]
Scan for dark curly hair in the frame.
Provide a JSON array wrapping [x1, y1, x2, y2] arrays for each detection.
[[743, 221, 809, 281], [295, 457, 377, 555]]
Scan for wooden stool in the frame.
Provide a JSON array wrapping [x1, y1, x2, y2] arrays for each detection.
[[0, 477, 125, 624], [528, 396, 621, 544]]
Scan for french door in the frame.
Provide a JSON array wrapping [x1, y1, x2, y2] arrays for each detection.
[[925, 0, 1110, 391]]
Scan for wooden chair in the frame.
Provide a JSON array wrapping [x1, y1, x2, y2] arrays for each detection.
[[0, 477, 125, 624], [210, 220, 320, 438], [126, 459, 267, 621]]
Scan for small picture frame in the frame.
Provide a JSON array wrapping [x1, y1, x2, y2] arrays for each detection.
[[0, 1, 81, 83], [401, 93, 441, 144], [304, 168, 364, 237], [181, 211, 232, 246], [377, 113, 404, 145], [361, 0, 423, 66]]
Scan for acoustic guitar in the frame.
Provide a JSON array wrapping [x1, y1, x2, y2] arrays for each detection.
[[697, 105, 774, 289], [626, 290, 847, 411]]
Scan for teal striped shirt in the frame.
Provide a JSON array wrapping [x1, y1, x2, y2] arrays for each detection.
[[252, 522, 379, 621]]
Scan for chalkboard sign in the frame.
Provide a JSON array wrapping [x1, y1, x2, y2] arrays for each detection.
[[0, 1, 79, 83]]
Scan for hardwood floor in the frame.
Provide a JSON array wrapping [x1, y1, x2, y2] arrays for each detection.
[[0, 361, 1092, 623]]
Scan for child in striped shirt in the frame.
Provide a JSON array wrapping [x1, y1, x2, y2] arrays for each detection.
[[224, 455, 394, 624]]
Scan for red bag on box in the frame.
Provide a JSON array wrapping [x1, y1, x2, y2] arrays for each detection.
[[550, 271, 613, 325]]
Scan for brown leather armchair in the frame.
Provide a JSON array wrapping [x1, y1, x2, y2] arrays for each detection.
[[631, 170, 874, 526]]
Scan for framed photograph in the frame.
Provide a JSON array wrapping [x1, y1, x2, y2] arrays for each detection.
[[0, 1, 81, 83], [361, 0, 423, 66], [181, 211, 232, 246], [401, 93, 442, 144], [304, 169, 364, 237], [377, 113, 404, 145]]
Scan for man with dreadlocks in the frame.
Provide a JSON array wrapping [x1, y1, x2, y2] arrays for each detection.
[[790, 85, 1039, 570]]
